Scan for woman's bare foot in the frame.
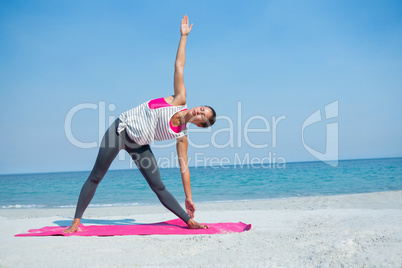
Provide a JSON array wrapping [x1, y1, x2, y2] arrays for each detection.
[[63, 218, 81, 233], [186, 218, 209, 229]]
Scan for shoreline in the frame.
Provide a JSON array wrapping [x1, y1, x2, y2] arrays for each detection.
[[1, 189, 401, 213], [1, 190, 401, 267]]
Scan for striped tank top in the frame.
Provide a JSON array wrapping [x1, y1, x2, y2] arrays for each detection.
[[117, 97, 187, 145]]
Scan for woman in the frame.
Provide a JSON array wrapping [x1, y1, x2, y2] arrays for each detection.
[[64, 15, 216, 233]]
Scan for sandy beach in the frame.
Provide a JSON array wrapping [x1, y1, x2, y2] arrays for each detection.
[[1, 191, 401, 267]]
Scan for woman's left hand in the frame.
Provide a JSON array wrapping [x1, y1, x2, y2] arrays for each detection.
[[180, 14, 193, 36], [185, 198, 196, 218]]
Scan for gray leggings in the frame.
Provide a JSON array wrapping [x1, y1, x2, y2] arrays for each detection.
[[74, 119, 191, 223]]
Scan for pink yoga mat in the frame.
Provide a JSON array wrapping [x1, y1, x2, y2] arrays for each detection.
[[15, 219, 251, 237]]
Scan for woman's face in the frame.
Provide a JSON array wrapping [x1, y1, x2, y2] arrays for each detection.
[[188, 106, 213, 127]]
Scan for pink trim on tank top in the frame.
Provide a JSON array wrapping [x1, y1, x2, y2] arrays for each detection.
[[148, 98, 187, 133], [169, 109, 187, 133], [148, 98, 172, 109]]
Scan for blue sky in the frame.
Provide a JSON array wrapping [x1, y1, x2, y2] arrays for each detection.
[[1, 0, 401, 174]]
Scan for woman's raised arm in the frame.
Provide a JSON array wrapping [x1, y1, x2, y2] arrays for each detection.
[[172, 15, 193, 106]]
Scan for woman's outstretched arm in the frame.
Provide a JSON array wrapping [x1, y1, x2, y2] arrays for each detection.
[[176, 136, 194, 217], [176, 136, 208, 229], [172, 15, 193, 106]]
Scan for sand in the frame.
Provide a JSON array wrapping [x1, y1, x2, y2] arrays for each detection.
[[0, 191, 401, 267]]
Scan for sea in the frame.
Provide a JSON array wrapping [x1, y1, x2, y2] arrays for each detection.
[[0, 157, 401, 209]]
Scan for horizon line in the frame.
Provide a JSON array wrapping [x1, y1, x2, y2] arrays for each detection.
[[1, 156, 401, 176]]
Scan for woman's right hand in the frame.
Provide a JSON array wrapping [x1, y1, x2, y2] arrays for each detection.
[[185, 198, 197, 218]]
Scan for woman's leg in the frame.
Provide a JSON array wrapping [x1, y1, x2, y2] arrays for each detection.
[[127, 144, 191, 223], [73, 119, 123, 219]]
